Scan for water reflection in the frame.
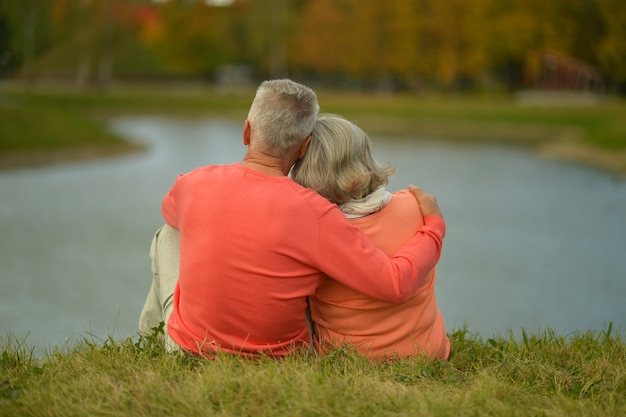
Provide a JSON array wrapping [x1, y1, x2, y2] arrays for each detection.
[[0, 117, 624, 352]]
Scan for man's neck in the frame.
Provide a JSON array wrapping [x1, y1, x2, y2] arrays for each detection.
[[241, 152, 290, 177]]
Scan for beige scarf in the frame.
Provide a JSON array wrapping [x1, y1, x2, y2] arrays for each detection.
[[339, 186, 392, 219]]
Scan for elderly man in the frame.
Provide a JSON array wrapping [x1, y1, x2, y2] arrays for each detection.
[[139, 79, 445, 357]]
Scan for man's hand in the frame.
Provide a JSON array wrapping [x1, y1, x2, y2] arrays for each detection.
[[408, 185, 443, 218]]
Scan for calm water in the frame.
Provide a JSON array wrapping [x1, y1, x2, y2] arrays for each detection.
[[1, 116, 625, 352]]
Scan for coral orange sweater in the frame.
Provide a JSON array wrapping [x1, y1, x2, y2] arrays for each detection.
[[311, 190, 450, 360]]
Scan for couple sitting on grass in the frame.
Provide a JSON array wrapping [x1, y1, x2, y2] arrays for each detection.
[[138, 79, 449, 361]]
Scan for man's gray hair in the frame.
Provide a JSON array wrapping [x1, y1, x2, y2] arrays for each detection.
[[247, 79, 319, 154]]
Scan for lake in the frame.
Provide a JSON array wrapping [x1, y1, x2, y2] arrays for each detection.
[[1, 116, 624, 353]]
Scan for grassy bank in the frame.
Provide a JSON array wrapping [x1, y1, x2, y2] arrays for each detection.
[[1, 84, 625, 173], [1, 326, 624, 417]]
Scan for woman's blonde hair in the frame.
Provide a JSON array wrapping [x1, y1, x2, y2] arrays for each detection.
[[292, 114, 395, 204]]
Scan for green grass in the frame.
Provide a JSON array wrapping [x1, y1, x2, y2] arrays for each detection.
[[0, 102, 127, 152], [1, 325, 624, 417], [320, 92, 626, 149], [1, 85, 626, 171]]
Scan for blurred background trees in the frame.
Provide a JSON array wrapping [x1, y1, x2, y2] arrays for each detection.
[[1, 0, 624, 93]]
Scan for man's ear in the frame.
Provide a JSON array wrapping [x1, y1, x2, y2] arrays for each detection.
[[298, 135, 312, 159], [243, 119, 251, 146]]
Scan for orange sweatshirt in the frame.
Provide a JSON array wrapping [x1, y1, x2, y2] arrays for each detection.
[[162, 164, 445, 357], [311, 190, 450, 360]]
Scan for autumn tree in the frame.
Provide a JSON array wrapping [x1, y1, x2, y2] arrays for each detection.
[[291, 0, 347, 79], [366, 0, 422, 89], [3, 0, 626, 93], [147, 0, 251, 78], [596, 0, 626, 89], [0, 0, 53, 82]]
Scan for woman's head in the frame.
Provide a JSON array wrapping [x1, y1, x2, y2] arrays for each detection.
[[292, 114, 395, 204], [247, 79, 319, 156]]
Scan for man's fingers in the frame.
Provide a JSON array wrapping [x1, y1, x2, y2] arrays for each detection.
[[407, 184, 442, 218], [408, 184, 422, 196]]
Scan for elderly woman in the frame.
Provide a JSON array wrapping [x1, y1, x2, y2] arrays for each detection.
[[292, 114, 449, 361]]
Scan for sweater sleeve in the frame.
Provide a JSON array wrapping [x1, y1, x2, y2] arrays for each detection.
[[160, 176, 181, 229], [316, 209, 445, 304]]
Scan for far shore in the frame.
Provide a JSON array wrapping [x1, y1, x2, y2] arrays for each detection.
[[537, 140, 626, 176], [1, 87, 624, 175], [1, 129, 624, 177]]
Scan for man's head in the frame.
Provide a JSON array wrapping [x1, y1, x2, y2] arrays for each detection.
[[292, 114, 395, 205], [247, 79, 319, 157]]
